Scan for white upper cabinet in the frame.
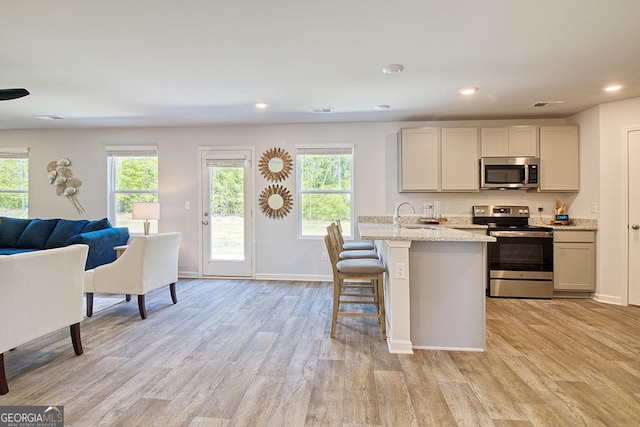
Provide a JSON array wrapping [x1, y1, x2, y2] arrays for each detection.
[[398, 127, 478, 192], [398, 127, 440, 192], [481, 126, 538, 157], [539, 126, 579, 192], [441, 128, 479, 191]]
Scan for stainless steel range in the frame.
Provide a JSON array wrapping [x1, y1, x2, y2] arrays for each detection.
[[473, 205, 554, 298]]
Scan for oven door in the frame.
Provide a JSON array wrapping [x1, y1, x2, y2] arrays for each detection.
[[487, 233, 553, 277], [487, 232, 554, 298]]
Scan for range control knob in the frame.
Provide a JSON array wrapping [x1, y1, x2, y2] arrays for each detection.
[[518, 209, 524, 214]]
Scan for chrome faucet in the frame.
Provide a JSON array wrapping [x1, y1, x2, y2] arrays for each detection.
[[393, 202, 416, 228]]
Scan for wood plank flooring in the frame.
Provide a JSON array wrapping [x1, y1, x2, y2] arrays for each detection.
[[1, 279, 639, 426]]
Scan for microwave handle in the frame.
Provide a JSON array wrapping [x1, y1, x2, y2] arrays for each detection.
[[523, 165, 529, 184]]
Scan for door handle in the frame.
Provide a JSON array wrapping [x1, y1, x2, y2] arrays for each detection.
[[202, 221, 209, 226], [632, 224, 639, 230]]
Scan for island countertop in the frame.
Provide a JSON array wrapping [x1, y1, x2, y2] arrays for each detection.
[[358, 222, 496, 243]]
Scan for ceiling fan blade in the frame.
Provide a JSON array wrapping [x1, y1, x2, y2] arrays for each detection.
[[0, 88, 30, 101]]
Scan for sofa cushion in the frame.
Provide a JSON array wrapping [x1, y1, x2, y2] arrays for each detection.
[[0, 217, 32, 247], [45, 219, 90, 249], [15, 219, 59, 249], [82, 218, 112, 233]]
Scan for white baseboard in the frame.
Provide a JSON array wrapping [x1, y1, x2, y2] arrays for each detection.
[[254, 273, 331, 282], [387, 339, 414, 354], [178, 271, 331, 282], [178, 270, 199, 279], [593, 293, 623, 305]]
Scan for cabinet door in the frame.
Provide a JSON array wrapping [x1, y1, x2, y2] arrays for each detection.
[[539, 126, 579, 191], [509, 126, 538, 157], [441, 128, 479, 191], [480, 128, 509, 157], [398, 128, 439, 192], [554, 242, 595, 291]]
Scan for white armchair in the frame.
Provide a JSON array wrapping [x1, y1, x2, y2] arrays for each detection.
[[84, 232, 182, 319], [1, 244, 88, 395]]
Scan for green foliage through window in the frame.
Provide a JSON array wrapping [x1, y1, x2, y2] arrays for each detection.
[[298, 150, 353, 237], [0, 158, 29, 217]]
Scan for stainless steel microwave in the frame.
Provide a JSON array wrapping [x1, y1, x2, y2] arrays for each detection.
[[480, 157, 539, 189]]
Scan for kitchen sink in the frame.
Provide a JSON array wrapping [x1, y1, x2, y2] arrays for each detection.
[[402, 224, 439, 230]]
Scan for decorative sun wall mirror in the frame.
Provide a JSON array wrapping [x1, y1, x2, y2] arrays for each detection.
[[259, 185, 293, 219], [258, 147, 293, 182]]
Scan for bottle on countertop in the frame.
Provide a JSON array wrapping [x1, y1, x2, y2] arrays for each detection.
[[423, 202, 433, 218]]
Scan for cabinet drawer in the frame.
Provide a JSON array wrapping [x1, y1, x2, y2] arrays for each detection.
[[554, 230, 595, 243]]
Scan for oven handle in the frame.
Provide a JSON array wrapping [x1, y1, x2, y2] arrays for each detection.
[[489, 230, 554, 238]]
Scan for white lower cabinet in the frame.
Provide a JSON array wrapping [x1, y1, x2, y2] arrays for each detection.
[[553, 230, 596, 292]]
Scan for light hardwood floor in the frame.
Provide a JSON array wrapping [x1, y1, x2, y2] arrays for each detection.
[[1, 279, 639, 426]]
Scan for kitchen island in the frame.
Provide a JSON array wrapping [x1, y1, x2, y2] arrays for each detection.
[[357, 220, 495, 354]]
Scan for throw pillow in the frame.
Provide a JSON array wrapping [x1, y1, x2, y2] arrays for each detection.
[[0, 217, 32, 247], [82, 218, 113, 233], [15, 219, 59, 249], [45, 219, 90, 249]]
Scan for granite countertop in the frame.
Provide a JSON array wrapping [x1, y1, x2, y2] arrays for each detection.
[[358, 222, 496, 243], [357, 215, 598, 231]]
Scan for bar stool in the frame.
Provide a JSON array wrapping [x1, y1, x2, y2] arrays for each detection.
[[324, 232, 386, 339], [327, 223, 378, 260]]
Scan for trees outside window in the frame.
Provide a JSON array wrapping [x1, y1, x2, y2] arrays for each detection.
[[0, 149, 29, 218], [297, 145, 353, 237], [107, 147, 158, 233]]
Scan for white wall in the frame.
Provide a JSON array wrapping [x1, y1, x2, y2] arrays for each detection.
[[1, 116, 585, 280], [591, 97, 640, 304]]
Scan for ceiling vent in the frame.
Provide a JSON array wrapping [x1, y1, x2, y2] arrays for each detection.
[[32, 115, 64, 120], [532, 101, 564, 108], [310, 107, 333, 113]]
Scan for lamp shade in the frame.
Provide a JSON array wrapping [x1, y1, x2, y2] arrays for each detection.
[[132, 202, 160, 220]]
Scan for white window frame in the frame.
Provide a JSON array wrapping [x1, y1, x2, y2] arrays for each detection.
[[0, 147, 29, 218], [295, 143, 354, 239], [105, 145, 158, 229]]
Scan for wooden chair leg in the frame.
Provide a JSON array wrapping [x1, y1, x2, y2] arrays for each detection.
[[137, 295, 147, 319], [170, 282, 177, 304], [70, 323, 83, 355], [86, 293, 94, 317], [0, 353, 8, 395]]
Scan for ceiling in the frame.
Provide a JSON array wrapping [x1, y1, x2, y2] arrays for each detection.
[[2, 0, 640, 130]]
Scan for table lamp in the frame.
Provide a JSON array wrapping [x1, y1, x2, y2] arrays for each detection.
[[132, 202, 160, 235]]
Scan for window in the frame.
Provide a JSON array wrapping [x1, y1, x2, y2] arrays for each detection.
[[106, 146, 158, 233], [296, 144, 353, 237], [0, 148, 29, 218]]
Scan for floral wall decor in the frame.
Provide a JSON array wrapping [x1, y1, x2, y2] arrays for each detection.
[[47, 158, 85, 214]]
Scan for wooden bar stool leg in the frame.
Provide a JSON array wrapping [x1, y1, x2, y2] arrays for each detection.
[[330, 277, 341, 338], [377, 275, 387, 339]]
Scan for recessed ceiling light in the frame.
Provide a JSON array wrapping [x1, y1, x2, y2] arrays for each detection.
[[32, 115, 64, 120], [309, 107, 333, 113], [382, 64, 404, 75], [375, 104, 391, 111], [604, 84, 622, 92], [458, 87, 479, 95], [255, 102, 268, 109]]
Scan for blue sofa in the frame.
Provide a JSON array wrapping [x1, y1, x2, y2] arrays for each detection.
[[0, 217, 129, 270]]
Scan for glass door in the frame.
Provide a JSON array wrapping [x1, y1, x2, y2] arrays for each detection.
[[201, 149, 253, 277]]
